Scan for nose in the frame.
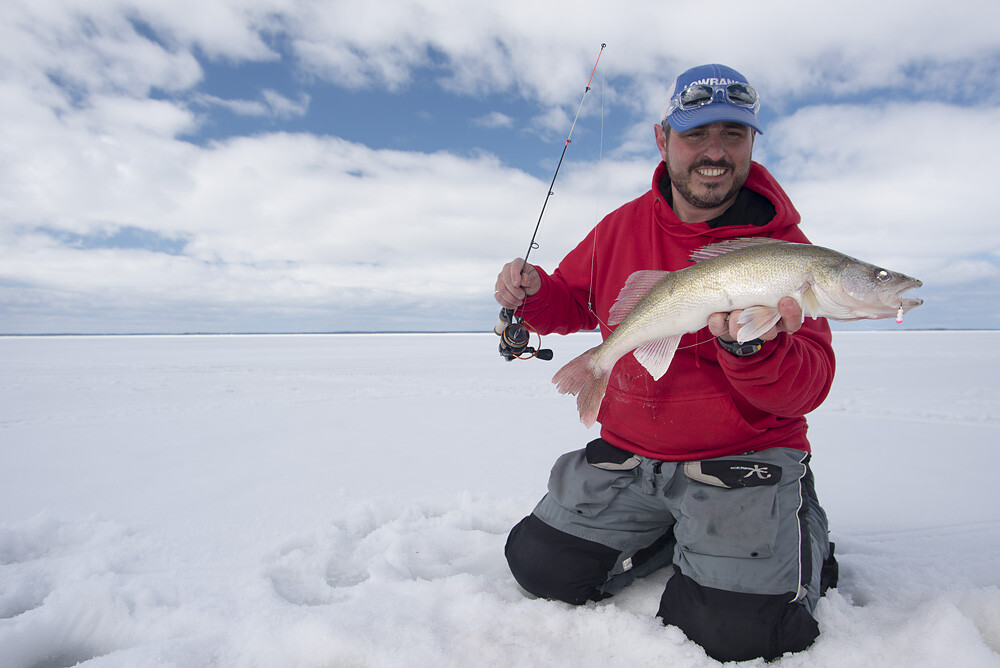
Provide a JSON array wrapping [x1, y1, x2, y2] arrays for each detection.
[[703, 133, 727, 160]]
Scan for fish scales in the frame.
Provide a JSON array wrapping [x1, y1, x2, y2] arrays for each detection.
[[553, 238, 923, 427]]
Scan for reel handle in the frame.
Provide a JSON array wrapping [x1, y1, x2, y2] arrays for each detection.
[[494, 308, 552, 361]]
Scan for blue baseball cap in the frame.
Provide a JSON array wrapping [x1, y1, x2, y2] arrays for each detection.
[[661, 64, 763, 134]]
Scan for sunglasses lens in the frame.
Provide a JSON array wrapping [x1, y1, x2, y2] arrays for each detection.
[[726, 83, 757, 106], [679, 84, 715, 109], [668, 82, 759, 119]]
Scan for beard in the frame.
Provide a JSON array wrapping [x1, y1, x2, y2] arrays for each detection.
[[667, 157, 749, 210]]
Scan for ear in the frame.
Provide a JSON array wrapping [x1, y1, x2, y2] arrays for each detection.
[[655, 123, 669, 161]]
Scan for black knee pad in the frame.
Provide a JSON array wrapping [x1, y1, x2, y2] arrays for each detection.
[[821, 542, 839, 594], [658, 571, 819, 662], [505, 514, 618, 605]]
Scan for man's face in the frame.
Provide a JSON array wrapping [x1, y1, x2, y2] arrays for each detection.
[[657, 121, 754, 213]]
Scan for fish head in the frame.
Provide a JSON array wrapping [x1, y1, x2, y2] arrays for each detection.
[[823, 258, 923, 320]]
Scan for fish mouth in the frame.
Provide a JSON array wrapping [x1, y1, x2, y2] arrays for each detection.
[[895, 280, 923, 312]]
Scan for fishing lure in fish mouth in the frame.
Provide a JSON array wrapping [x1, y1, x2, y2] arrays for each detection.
[[896, 305, 904, 324]]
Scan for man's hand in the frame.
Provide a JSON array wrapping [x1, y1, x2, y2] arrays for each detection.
[[708, 297, 803, 342], [494, 259, 541, 309]]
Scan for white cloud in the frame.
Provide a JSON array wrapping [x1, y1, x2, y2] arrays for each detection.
[[1, 0, 998, 331], [193, 93, 270, 117], [530, 107, 572, 138], [193, 90, 310, 119], [276, 0, 1000, 109], [123, 0, 285, 62], [7, 0, 999, 106], [0, 117, 562, 322], [757, 102, 1000, 285], [471, 111, 514, 129], [261, 89, 310, 119], [1, 0, 204, 97]]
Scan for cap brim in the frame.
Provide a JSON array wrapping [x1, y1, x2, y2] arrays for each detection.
[[666, 104, 763, 134]]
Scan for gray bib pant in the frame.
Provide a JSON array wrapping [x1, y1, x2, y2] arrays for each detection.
[[505, 441, 837, 662]]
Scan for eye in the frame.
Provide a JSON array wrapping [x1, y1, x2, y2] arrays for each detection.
[[875, 269, 891, 282]]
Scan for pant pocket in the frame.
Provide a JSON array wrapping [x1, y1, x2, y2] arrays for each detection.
[[546, 449, 636, 519], [675, 481, 780, 559]]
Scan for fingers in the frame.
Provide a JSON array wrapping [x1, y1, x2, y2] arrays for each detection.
[[708, 309, 749, 342], [494, 260, 524, 308], [777, 296, 804, 335], [494, 259, 539, 308], [707, 311, 732, 340], [710, 297, 804, 343]]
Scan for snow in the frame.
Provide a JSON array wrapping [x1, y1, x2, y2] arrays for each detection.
[[1, 331, 998, 667]]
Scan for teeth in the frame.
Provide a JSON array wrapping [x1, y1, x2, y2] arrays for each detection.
[[697, 168, 726, 177]]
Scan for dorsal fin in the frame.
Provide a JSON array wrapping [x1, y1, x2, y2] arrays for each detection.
[[608, 270, 669, 325], [689, 237, 791, 264]]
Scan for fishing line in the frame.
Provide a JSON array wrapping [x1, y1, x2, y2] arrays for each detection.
[[588, 64, 609, 330]]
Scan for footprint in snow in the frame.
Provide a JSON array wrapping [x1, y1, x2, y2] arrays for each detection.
[[264, 496, 519, 607]]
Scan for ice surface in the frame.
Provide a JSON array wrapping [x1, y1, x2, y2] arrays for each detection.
[[1, 332, 998, 667]]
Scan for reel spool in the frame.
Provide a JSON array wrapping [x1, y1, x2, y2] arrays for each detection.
[[495, 308, 553, 361]]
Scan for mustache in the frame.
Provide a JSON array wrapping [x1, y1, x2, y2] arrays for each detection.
[[690, 158, 735, 172]]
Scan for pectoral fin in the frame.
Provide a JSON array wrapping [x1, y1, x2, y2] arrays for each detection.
[[632, 335, 682, 381], [735, 306, 782, 342], [801, 287, 822, 320], [789, 279, 821, 321]]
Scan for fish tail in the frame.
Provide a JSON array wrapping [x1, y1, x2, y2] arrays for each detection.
[[552, 347, 610, 428]]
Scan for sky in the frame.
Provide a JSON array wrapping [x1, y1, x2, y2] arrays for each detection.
[[1, 0, 999, 334]]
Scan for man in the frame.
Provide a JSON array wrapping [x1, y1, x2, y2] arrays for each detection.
[[494, 64, 839, 662]]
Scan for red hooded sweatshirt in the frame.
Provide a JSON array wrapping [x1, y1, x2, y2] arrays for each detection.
[[518, 161, 835, 461]]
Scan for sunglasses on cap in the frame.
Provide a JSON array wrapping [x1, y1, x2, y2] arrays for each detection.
[[665, 82, 760, 117]]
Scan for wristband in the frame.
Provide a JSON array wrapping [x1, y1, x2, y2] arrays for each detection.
[[717, 337, 764, 357]]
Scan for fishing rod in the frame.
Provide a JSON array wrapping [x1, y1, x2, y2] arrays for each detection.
[[496, 42, 606, 362]]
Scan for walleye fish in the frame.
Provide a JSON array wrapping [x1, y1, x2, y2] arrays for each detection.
[[552, 237, 923, 427]]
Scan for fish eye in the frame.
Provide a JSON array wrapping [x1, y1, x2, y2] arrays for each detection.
[[875, 269, 891, 282]]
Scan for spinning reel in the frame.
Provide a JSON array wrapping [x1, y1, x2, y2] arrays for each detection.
[[494, 308, 553, 361]]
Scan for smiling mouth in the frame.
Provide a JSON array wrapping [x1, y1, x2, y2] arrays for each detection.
[[696, 167, 727, 177]]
